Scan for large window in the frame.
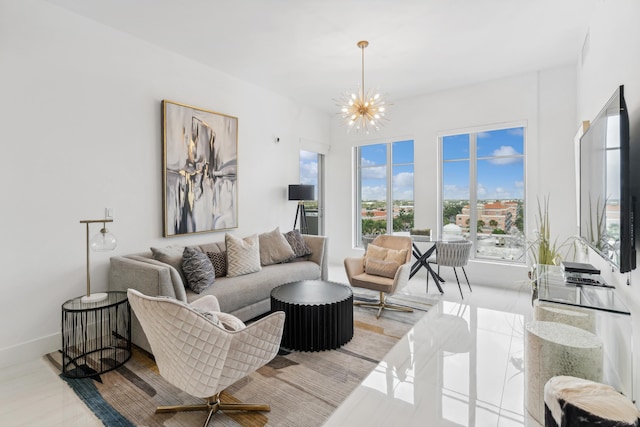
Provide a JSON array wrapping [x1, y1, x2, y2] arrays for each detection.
[[299, 150, 323, 235], [441, 126, 525, 262], [356, 140, 414, 245]]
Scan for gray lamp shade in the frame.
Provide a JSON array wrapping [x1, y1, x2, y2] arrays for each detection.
[[288, 184, 315, 201]]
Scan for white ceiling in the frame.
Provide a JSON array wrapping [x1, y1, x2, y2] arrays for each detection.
[[45, 0, 595, 114]]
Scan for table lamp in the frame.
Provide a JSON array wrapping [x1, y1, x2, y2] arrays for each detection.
[[288, 184, 314, 234], [80, 219, 117, 303]]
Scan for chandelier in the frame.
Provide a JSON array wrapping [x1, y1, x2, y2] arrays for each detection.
[[336, 40, 389, 134]]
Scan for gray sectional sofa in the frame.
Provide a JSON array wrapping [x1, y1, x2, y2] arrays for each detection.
[[109, 234, 327, 353]]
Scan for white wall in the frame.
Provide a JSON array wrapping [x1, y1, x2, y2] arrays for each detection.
[[326, 67, 578, 288], [0, 0, 330, 366], [575, 0, 640, 401]]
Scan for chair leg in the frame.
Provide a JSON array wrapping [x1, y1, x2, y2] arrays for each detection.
[[426, 268, 429, 293], [453, 267, 464, 299], [462, 266, 472, 292], [156, 393, 270, 427], [354, 291, 413, 319]]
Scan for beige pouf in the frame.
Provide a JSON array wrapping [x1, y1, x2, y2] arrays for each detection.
[[533, 300, 596, 333], [525, 320, 603, 424], [544, 376, 639, 426]]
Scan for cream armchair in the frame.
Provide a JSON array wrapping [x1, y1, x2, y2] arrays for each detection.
[[127, 289, 285, 427], [344, 235, 413, 318]]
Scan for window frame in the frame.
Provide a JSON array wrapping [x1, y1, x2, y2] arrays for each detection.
[[438, 121, 527, 263], [354, 140, 414, 247]]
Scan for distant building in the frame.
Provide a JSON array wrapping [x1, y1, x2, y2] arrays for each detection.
[[455, 201, 519, 233]]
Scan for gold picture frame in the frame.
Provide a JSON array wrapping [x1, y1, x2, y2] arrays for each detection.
[[162, 100, 238, 237]]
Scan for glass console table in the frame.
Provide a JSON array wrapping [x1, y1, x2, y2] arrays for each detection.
[[532, 264, 633, 400], [533, 264, 630, 315]]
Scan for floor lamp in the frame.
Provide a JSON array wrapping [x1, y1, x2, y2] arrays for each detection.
[[288, 184, 314, 234]]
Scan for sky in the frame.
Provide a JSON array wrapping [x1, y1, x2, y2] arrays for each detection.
[[443, 127, 525, 201], [299, 150, 319, 199], [301, 128, 523, 204], [360, 140, 414, 202]]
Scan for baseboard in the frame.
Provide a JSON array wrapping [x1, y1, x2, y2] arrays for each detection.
[[0, 332, 60, 369]]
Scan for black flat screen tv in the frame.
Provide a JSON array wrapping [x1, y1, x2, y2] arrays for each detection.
[[579, 85, 636, 273]]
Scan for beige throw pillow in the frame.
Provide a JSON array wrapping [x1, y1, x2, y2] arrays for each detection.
[[225, 233, 261, 277], [258, 227, 296, 266], [365, 258, 401, 278], [365, 244, 409, 266]]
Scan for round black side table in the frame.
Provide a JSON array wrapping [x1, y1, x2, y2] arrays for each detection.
[[61, 291, 131, 378], [271, 280, 353, 352]]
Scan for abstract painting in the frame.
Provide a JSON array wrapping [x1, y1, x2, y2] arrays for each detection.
[[162, 100, 238, 237]]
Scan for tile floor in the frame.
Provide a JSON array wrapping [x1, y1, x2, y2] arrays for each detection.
[[0, 264, 540, 427], [325, 264, 541, 426]]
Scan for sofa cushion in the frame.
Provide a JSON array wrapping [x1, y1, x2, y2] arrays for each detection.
[[259, 227, 296, 266], [283, 229, 313, 258], [151, 245, 186, 283], [185, 261, 322, 312], [182, 247, 215, 294], [226, 233, 261, 277], [207, 250, 228, 277]]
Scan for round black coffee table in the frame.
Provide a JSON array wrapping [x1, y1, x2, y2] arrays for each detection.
[[271, 280, 353, 352]]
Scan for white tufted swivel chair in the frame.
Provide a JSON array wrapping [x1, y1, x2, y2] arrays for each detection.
[[127, 289, 285, 427], [428, 240, 473, 298]]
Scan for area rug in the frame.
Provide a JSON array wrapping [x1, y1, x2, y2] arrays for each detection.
[[45, 303, 430, 427]]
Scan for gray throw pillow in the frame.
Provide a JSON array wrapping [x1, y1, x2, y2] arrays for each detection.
[[181, 247, 215, 293], [259, 227, 296, 265], [225, 233, 261, 277], [283, 229, 313, 258]]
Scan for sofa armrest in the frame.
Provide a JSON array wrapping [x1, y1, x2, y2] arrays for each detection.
[[109, 256, 187, 302], [302, 234, 328, 280]]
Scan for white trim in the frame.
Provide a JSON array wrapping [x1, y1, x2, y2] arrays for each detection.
[[437, 120, 528, 139], [0, 332, 60, 368], [299, 137, 330, 155]]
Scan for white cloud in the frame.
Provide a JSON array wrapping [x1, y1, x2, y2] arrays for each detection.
[[299, 160, 317, 185], [443, 184, 469, 200], [362, 166, 386, 179], [300, 150, 317, 161], [393, 171, 414, 187], [507, 128, 524, 137], [489, 145, 522, 165], [362, 185, 386, 201]]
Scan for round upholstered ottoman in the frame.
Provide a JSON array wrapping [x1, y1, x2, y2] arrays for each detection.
[[533, 300, 596, 333], [544, 376, 639, 427], [525, 320, 603, 424]]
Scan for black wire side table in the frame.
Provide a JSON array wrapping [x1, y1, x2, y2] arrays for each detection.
[[61, 291, 131, 378]]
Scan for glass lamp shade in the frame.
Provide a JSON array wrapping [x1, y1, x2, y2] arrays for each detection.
[[90, 228, 117, 252]]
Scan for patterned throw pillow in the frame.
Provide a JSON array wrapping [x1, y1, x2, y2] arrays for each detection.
[[181, 247, 215, 293], [364, 258, 400, 279], [364, 244, 408, 267], [259, 227, 296, 266], [206, 250, 228, 277], [225, 233, 261, 277], [283, 229, 313, 258]]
